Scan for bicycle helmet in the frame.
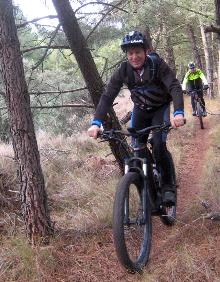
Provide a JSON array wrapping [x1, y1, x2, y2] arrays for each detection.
[[188, 62, 195, 69], [120, 31, 146, 52]]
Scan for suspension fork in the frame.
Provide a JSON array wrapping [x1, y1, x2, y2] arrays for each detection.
[[124, 159, 130, 224], [124, 158, 148, 225], [142, 159, 148, 223]]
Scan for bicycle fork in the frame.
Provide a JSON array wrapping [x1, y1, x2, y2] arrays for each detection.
[[123, 158, 150, 225]]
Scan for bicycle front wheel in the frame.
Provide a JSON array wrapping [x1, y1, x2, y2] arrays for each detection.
[[112, 172, 152, 273], [197, 101, 204, 129]]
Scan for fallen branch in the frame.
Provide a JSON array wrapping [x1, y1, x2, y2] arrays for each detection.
[[204, 212, 220, 221]]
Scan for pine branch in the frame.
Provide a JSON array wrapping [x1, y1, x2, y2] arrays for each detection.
[[0, 87, 88, 97], [0, 103, 94, 110], [21, 45, 70, 54], [86, 0, 127, 41], [16, 15, 58, 28], [32, 24, 61, 71], [74, 1, 128, 14], [204, 25, 220, 33]]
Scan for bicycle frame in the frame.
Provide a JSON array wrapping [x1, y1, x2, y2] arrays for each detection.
[[99, 124, 169, 218], [98, 123, 176, 271], [189, 89, 203, 114], [190, 89, 204, 129], [124, 154, 150, 225]]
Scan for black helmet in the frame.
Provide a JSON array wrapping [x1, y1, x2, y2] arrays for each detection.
[[120, 31, 146, 52], [188, 62, 195, 69]]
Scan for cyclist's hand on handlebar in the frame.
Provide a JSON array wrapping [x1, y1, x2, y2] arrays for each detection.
[[171, 114, 185, 128], [87, 125, 101, 139]]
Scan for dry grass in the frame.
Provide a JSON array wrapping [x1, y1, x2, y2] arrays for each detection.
[[145, 220, 220, 282], [35, 131, 121, 231], [0, 97, 219, 281], [0, 130, 121, 281], [200, 117, 220, 215], [0, 235, 60, 282]]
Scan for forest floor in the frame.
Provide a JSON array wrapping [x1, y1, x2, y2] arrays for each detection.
[[47, 114, 220, 282], [1, 99, 220, 282]]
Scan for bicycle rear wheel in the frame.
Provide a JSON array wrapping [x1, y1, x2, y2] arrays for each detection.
[[197, 101, 204, 129], [160, 150, 177, 226], [112, 172, 152, 273]]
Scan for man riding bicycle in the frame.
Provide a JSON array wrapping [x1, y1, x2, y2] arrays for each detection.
[[87, 31, 185, 205], [182, 62, 209, 116]]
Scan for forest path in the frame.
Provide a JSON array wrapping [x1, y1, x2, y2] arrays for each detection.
[[148, 117, 210, 268], [54, 117, 211, 282]]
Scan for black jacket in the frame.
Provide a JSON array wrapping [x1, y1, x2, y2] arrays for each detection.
[[94, 55, 184, 121]]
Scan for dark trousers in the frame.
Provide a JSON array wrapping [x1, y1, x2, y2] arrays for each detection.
[[190, 90, 205, 112], [187, 80, 205, 112], [130, 104, 174, 189]]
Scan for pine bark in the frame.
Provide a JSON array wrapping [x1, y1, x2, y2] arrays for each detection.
[[164, 26, 176, 75], [143, 26, 153, 51], [0, 0, 53, 243], [200, 21, 214, 98], [215, 0, 220, 95], [187, 24, 203, 69]]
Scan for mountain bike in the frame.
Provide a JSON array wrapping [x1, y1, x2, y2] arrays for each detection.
[[98, 122, 177, 273], [189, 89, 205, 129]]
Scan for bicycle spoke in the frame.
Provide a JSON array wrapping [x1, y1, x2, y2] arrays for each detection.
[[123, 184, 145, 262], [113, 172, 152, 272]]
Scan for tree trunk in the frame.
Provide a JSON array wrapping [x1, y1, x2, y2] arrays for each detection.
[[215, 0, 220, 95], [0, 0, 53, 243], [163, 26, 176, 74], [200, 21, 214, 98], [51, 0, 130, 171], [187, 24, 203, 69], [154, 23, 163, 51], [143, 26, 153, 51], [212, 33, 218, 78]]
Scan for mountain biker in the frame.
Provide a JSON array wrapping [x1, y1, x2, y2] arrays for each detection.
[[182, 62, 209, 116], [87, 31, 185, 205]]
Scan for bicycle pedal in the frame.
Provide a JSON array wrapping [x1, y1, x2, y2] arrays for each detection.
[[164, 202, 176, 208], [162, 191, 176, 206]]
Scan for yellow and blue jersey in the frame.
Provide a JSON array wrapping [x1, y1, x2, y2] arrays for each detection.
[[182, 68, 208, 91]]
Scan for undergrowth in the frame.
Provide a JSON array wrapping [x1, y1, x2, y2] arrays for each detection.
[[0, 98, 219, 281]]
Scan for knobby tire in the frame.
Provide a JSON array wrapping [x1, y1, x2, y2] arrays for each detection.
[[196, 101, 204, 129], [112, 172, 152, 273]]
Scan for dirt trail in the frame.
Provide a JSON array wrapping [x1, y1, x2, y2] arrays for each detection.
[[54, 117, 211, 282], [149, 117, 210, 261], [176, 118, 210, 212]]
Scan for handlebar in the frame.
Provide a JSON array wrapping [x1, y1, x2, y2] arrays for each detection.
[[97, 122, 172, 141], [187, 86, 208, 94]]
